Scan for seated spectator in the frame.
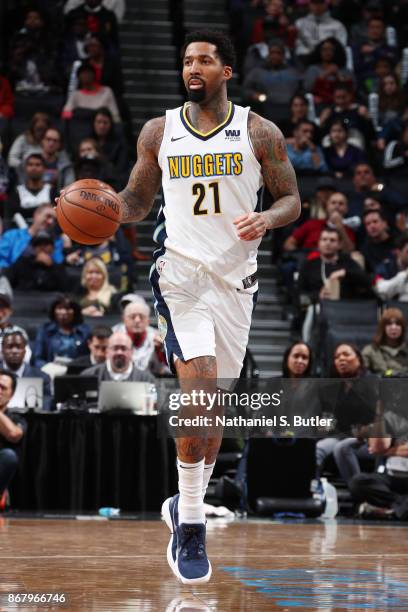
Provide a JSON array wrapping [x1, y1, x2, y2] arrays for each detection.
[[59, 14, 88, 82], [81, 330, 155, 382], [303, 37, 354, 106], [282, 341, 312, 378], [113, 295, 168, 375], [67, 324, 111, 374], [323, 120, 367, 178], [250, 0, 296, 49], [78, 256, 117, 316], [4, 154, 56, 222], [280, 94, 311, 140], [64, 0, 126, 23], [375, 234, 408, 302], [5, 231, 68, 292], [286, 120, 328, 174], [7, 112, 51, 170], [304, 175, 337, 219], [83, 34, 123, 102], [316, 343, 375, 490], [75, 137, 117, 188], [346, 163, 407, 219], [0, 203, 64, 268], [362, 308, 408, 376], [384, 120, 408, 176], [361, 209, 395, 273], [349, 0, 384, 47], [0, 328, 52, 411], [91, 107, 129, 177], [377, 74, 407, 129], [33, 296, 90, 369], [360, 55, 394, 98], [0, 369, 26, 511], [284, 191, 356, 253], [62, 62, 121, 123], [0, 297, 31, 364], [352, 17, 399, 81], [38, 128, 74, 190], [298, 227, 372, 305], [350, 433, 408, 521], [294, 0, 347, 64], [243, 40, 302, 121], [65, 0, 119, 50], [319, 84, 375, 149], [17, 7, 56, 57]]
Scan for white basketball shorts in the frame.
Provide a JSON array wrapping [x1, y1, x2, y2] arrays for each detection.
[[150, 249, 257, 379]]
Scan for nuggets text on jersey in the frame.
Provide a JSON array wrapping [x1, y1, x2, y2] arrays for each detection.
[[167, 152, 243, 179]]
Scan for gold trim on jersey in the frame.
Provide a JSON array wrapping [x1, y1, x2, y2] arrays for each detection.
[[181, 101, 234, 140]]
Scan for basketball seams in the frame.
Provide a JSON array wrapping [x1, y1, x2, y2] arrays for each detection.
[[58, 203, 113, 242]]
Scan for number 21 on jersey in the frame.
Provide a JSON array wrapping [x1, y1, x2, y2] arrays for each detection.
[[192, 182, 221, 216]]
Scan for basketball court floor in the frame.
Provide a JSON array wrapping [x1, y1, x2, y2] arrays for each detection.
[[1, 516, 408, 611]]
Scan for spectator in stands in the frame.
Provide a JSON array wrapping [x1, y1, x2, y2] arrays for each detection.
[[60, 15, 89, 82], [62, 62, 121, 123], [91, 107, 129, 176], [0, 328, 52, 411], [5, 231, 69, 292], [250, 0, 296, 49], [286, 120, 328, 174], [65, 0, 119, 50], [303, 37, 354, 106], [282, 341, 312, 378], [323, 120, 367, 178], [280, 94, 311, 140], [299, 227, 371, 305], [81, 330, 155, 382], [113, 296, 168, 375], [361, 209, 395, 273], [39, 128, 74, 190], [0, 74, 14, 138], [384, 120, 408, 176], [33, 296, 90, 369], [64, 0, 126, 23], [352, 17, 398, 81], [18, 8, 55, 57], [362, 308, 408, 376], [0, 370, 25, 512], [350, 432, 408, 520], [349, 0, 384, 46], [4, 154, 56, 222], [0, 203, 64, 268], [305, 176, 337, 219], [83, 34, 123, 102], [242, 40, 302, 120], [67, 324, 112, 374], [315, 343, 376, 489], [75, 137, 117, 188], [7, 112, 51, 170], [346, 163, 407, 218], [319, 84, 375, 149], [375, 233, 408, 302], [284, 191, 356, 254], [78, 257, 117, 316], [294, 0, 347, 64], [378, 74, 407, 129]]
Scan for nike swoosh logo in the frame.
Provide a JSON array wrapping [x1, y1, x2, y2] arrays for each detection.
[[171, 135, 187, 142]]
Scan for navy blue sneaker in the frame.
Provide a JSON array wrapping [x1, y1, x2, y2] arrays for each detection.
[[176, 523, 212, 584], [161, 494, 179, 577]]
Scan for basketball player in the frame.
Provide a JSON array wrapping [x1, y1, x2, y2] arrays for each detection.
[[122, 31, 300, 584]]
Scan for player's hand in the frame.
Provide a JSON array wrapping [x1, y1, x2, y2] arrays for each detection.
[[233, 212, 267, 241], [54, 189, 65, 209]]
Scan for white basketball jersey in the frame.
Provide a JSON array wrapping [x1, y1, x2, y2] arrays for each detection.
[[156, 102, 263, 289]]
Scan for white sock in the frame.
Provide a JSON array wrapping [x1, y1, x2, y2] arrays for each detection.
[[202, 462, 216, 500], [177, 458, 206, 524]]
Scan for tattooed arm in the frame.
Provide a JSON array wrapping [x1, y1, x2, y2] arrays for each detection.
[[234, 112, 301, 241], [118, 116, 165, 223]]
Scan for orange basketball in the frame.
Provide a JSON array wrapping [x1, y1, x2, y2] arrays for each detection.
[[56, 178, 122, 245]]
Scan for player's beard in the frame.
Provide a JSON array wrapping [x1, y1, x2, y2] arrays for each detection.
[[187, 86, 206, 103]]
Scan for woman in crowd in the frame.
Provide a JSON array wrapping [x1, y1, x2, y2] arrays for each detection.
[[324, 120, 367, 178], [378, 74, 407, 128], [315, 343, 376, 488], [62, 62, 121, 123], [91, 107, 129, 177], [282, 341, 313, 378], [76, 137, 117, 187], [33, 295, 90, 368], [303, 37, 354, 106], [362, 308, 408, 376], [7, 111, 51, 169], [79, 257, 117, 317], [280, 94, 312, 139]]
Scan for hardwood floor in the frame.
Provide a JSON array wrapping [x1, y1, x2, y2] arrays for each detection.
[[1, 517, 407, 611]]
